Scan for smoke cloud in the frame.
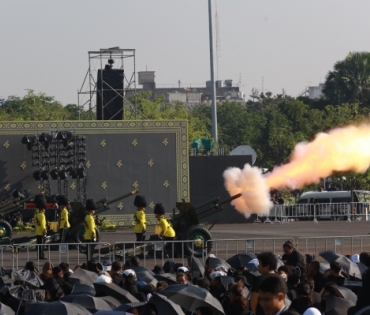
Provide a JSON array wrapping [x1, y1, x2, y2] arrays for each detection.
[[224, 124, 370, 217]]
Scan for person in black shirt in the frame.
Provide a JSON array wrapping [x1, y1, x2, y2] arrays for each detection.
[[259, 274, 299, 315], [225, 284, 249, 315], [307, 261, 324, 293], [319, 261, 344, 288], [282, 241, 304, 269], [250, 252, 277, 315], [210, 272, 226, 303]]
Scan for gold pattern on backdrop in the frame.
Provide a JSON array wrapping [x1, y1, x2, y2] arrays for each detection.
[[147, 159, 154, 167], [149, 201, 155, 209], [101, 181, 108, 189], [100, 139, 106, 147], [117, 202, 124, 210], [132, 139, 138, 146], [116, 160, 123, 168], [163, 138, 169, 146], [70, 182, 76, 190], [20, 162, 26, 170], [86, 160, 91, 168], [132, 181, 139, 189], [163, 180, 169, 188], [3, 141, 10, 149], [4, 184, 10, 191]]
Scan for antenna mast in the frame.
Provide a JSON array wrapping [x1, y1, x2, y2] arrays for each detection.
[[215, 0, 220, 80]]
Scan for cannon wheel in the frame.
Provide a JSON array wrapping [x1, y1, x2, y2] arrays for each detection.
[[73, 222, 101, 248], [183, 225, 212, 257], [0, 220, 12, 240]]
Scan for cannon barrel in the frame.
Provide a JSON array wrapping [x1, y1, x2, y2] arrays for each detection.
[[194, 197, 220, 211], [196, 193, 242, 218], [198, 206, 224, 220], [95, 190, 139, 214], [0, 195, 35, 214]]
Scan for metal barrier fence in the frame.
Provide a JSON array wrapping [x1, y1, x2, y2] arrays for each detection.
[[256, 202, 370, 223], [296, 235, 370, 259]]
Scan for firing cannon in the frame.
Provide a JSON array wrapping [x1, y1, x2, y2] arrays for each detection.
[[168, 193, 242, 257]]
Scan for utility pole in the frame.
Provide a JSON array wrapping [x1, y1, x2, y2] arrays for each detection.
[[208, 0, 218, 144]]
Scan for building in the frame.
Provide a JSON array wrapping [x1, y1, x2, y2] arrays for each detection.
[[136, 71, 245, 106], [308, 83, 324, 99]]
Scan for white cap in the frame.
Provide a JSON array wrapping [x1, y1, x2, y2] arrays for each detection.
[[303, 308, 321, 315], [209, 271, 227, 280], [208, 254, 216, 258], [351, 254, 360, 263], [215, 266, 228, 273], [177, 266, 189, 273], [95, 275, 112, 283], [250, 258, 259, 266], [123, 269, 137, 279]]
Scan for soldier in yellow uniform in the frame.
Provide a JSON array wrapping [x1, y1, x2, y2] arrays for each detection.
[[58, 195, 70, 243], [134, 195, 147, 242], [84, 199, 96, 261], [34, 195, 47, 260], [154, 203, 176, 258]]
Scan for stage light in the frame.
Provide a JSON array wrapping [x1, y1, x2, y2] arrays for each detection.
[[77, 166, 86, 178], [42, 162, 50, 167], [42, 153, 49, 158], [77, 136, 86, 142], [78, 150, 86, 156], [21, 135, 29, 144], [78, 143, 86, 149], [41, 170, 49, 180], [32, 154, 39, 160], [33, 171, 41, 181], [32, 161, 40, 167], [78, 157, 87, 163], [39, 133, 51, 143], [12, 189, 25, 199], [66, 152, 74, 158], [50, 169, 58, 180], [66, 167, 77, 179]]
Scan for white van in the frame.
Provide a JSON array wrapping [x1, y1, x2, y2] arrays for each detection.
[[295, 190, 370, 220]]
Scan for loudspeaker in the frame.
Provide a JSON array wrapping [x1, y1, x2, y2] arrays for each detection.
[[96, 69, 124, 120]]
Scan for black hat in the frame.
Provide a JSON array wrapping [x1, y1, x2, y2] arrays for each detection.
[[57, 195, 68, 206], [154, 203, 165, 215], [85, 199, 97, 211], [34, 195, 46, 209], [134, 195, 147, 208], [234, 275, 249, 288]]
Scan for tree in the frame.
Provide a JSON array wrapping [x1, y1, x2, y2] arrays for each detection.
[[323, 52, 370, 106]]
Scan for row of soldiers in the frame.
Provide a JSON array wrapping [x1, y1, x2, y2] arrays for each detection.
[[33, 194, 175, 260]]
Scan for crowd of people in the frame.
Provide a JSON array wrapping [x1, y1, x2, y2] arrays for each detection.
[[1, 240, 369, 315]]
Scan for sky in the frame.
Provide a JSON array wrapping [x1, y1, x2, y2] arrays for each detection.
[[1, 0, 370, 106]]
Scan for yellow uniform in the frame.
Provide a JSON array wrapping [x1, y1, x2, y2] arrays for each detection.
[[35, 212, 47, 236], [134, 209, 146, 233], [158, 217, 175, 238], [33, 209, 39, 225], [84, 213, 96, 240], [59, 207, 70, 228]]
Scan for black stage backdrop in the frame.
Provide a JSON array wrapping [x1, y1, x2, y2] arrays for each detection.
[[189, 156, 254, 223]]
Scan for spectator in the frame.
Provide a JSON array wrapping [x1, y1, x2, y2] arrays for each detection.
[[40, 261, 54, 281], [155, 280, 168, 292], [250, 252, 277, 315], [289, 281, 317, 314], [123, 271, 139, 295], [277, 265, 292, 283], [234, 275, 250, 298], [24, 261, 38, 273], [109, 261, 124, 286], [320, 261, 344, 287], [282, 241, 304, 268], [225, 284, 249, 315], [306, 261, 324, 293], [196, 278, 210, 291], [43, 277, 63, 301], [60, 272, 73, 295], [163, 260, 175, 273], [59, 262, 72, 274], [259, 274, 299, 315], [348, 264, 370, 315], [130, 256, 140, 267], [152, 265, 164, 274], [209, 271, 226, 303], [52, 266, 64, 286], [196, 306, 213, 315], [123, 259, 131, 270], [142, 284, 156, 301], [176, 272, 189, 284]]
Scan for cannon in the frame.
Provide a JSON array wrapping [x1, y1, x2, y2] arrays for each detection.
[[169, 193, 241, 257], [68, 190, 139, 246]]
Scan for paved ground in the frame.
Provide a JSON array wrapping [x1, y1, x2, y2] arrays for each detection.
[[8, 220, 370, 270]]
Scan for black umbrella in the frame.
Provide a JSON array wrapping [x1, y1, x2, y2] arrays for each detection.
[[25, 301, 92, 315], [114, 302, 147, 312], [100, 296, 122, 308], [131, 267, 157, 286], [94, 283, 139, 303], [220, 276, 235, 289], [319, 251, 366, 280], [14, 270, 44, 289], [325, 295, 355, 315], [69, 268, 98, 286], [208, 257, 231, 272], [61, 294, 113, 313], [131, 266, 155, 275], [226, 253, 257, 269], [243, 270, 260, 287], [148, 293, 185, 315], [187, 256, 205, 278], [71, 284, 96, 296], [0, 302, 15, 315], [153, 273, 177, 284], [329, 285, 357, 303], [160, 284, 225, 315], [8, 286, 43, 303], [94, 311, 133, 315]]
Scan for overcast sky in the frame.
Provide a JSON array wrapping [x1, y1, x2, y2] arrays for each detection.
[[1, 0, 369, 106]]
